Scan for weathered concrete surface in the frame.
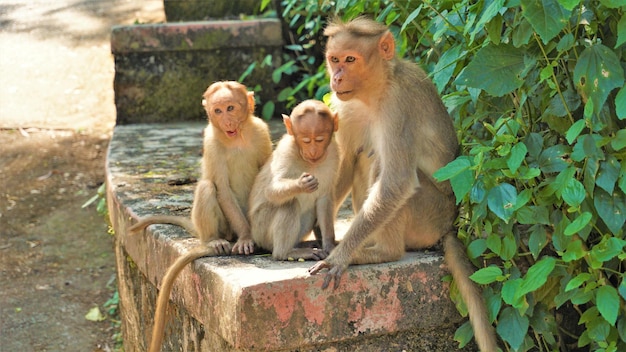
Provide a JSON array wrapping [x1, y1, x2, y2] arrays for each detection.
[[163, 0, 260, 21], [111, 19, 283, 125], [106, 123, 474, 351]]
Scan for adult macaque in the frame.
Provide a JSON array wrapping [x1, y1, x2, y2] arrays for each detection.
[[307, 18, 498, 351], [249, 99, 339, 261], [129, 81, 272, 352]]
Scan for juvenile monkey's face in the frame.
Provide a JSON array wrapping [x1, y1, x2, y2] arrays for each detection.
[[292, 113, 335, 165], [204, 87, 248, 138]]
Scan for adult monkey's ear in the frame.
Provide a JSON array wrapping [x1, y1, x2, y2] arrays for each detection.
[[378, 31, 395, 61]]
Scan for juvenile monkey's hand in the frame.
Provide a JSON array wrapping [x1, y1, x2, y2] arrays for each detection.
[[308, 254, 348, 290], [232, 237, 254, 255], [298, 173, 319, 193]]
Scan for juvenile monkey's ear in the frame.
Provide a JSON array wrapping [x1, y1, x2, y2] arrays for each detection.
[[246, 91, 256, 115], [332, 112, 339, 132], [379, 31, 395, 60], [282, 114, 294, 135], [202, 98, 207, 107]]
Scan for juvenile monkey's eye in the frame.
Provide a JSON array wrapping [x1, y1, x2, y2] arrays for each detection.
[[346, 56, 356, 63], [214, 108, 222, 114], [227, 105, 235, 112], [330, 56, 339, 63]]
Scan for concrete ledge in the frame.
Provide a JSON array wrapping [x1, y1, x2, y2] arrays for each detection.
[[111, 20, 283, 54], [106, 123, 472, 351], [111, 20, 283, 125]]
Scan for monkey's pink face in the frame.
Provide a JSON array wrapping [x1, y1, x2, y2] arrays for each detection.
[[326, 48, 366, 101], [204, 89, 248, 138], [292, 114, 335, 165]]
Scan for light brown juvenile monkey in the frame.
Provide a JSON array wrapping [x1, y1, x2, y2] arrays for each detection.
[[307, 18, 498, 351], [249, 99, 339, 261], [129, 81, 272, 352]]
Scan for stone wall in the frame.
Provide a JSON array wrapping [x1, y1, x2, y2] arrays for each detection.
[[111, 19, 283, 124]]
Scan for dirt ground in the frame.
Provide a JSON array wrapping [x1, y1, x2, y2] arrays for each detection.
[[0, 1, 165, 351]]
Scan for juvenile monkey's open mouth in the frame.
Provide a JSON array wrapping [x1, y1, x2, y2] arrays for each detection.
[[226, 130, 238, 137]]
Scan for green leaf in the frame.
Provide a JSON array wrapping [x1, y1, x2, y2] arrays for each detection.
[[502, 278, 524, 307], [470, 266, 503, 285], [538, 145, 570, 173], [566, 119, 586, 144], [618, 316, 626, 345], [617, 86, 626, 119], [434, 156, 471, 181], [596, 156, 621, 194], [261, 101, 275, 120], [485, 288, 502, 323], [517, 205, 550, 225], [518, 257, 556, 296], [400, 6, 422, 32], [565, 273, 591, 292], [470, 0, 506, 41], [562, 178, 586, 207], [507, 143, 527, 173], [453, 321, 474, 348], [497, 307, 529, 350], [590, 237, 626, 263], [529, 225, 548, 259], [619, 276, 626, 300], [433, 45, 463, 93], [520, 0, 571, 43], [571, 134, 603, 162], [455, 44, 526, 97], [574, 43, 626, 116], [564, 212, 592, 236], [617, 11, 626, 48], [434, 156, 474, 204], [611, 129, 626, 151], [596, 285, 619, 326], [513, 18, 534, 47], [562, 239, 586, 262], [501, 234, 517, 261], [487, 183, 518, 222], [487, 233, 502, 255], [594, 188, 626, 235], [468, 238, 487, 259]]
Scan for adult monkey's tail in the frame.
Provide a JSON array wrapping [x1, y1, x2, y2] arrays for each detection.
[[444, 232, 499, 352]]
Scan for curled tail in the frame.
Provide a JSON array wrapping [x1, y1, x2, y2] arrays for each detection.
[[444, 232, 498, 352], [149, 246, 217, 352], [129, 215, 197, 236]]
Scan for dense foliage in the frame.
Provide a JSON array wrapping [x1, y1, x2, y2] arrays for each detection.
[[256, 0, 626, 351]]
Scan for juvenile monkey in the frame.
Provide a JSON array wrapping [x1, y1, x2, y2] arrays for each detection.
[[249, 100, 339, 261], [307, 18, 498, 351], [129, 81, 272, 352]]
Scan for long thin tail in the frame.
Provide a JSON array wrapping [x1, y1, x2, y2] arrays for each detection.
[[129, 215, 197, 236], [444, 232, 498, 352], [148, 246, 217, 352]]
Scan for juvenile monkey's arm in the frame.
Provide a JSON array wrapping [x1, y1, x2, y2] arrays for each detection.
[[265, 173, 318, 205]]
